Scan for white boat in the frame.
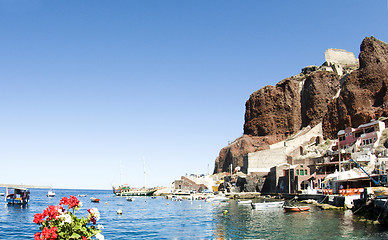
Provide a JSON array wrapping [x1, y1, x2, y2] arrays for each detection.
[[0, 192, 4, 196], [237, 200, 252, 204], [47, 190, 56, 197], [206, 196, 229, 202], [251, 201, 284, 210], [126, 197, 135, 202]]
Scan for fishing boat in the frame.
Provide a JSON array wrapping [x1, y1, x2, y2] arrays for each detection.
[[113, 185, 157, 196], [251, 201, 284, 210], [47, 190, 56, 197], [5, 187, 30, 205], [283, 206, 310, 212], [113, 159, 157, 197], [90, 197, 100, 203]]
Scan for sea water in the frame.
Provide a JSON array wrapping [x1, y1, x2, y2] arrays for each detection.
[[0, 188, 388, 239]]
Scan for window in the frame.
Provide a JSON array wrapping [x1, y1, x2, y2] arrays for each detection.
[[345, 133, 348, 137], [349, 132, 352, 136], [355, 132, 362, 138], [296, 170, 299, 175], [300, 170, 304, 176], [374, 137, 377, 142], [305, 170, 308, 175]]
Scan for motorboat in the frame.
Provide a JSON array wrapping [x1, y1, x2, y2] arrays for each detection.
[[237, 200, 253, 204], [47, 190, 56, 197], [5, 187, 30, 205], [251, 201, 284, 210], [90, 197, 100, 203], [78, 194, 87, 197], [283, 206, 310, 212], [206, 196, 229, 202], [126, 197, 135, 202]]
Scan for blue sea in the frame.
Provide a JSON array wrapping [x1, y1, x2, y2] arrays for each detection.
[[1, 188, 388, 239]]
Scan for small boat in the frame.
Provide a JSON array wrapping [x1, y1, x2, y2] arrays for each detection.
[[90, 197, 100, 203], [47, 190, 56, 197], [78, 194, 87, 197], [237, 200, 252, 204], [0, 192, 4, 196], [126, 197, 135, 202], [206, 196, 229, 202], [5, 187, 30, 205], [251, 201, 284, 210], [283, 206, 310, 212]]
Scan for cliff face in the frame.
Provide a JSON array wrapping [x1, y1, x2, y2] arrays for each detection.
[[323, 36, 388, 139], [214, 36, 388, 174]]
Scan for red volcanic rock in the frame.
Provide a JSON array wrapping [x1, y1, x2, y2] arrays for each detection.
[[244, 78, 302, 138], [213, 135, 269, 174], [323, 36, 388, 139], [301, 71, 340, 127]]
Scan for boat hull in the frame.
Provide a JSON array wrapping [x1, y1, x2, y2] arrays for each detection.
[[283, 206, 310, 212], [113, 187, 157, 197], [6, 198, 29, 205], [252, 201, 284, 210], [90, 197, 100, 203]]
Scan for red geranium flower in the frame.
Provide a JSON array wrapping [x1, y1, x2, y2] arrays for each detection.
[[43, 205, 62, 221], [60, 195, 80, 209], [34, 232, 41, 240], [33, 213, 46, 224], [41, 226, 57, 240]]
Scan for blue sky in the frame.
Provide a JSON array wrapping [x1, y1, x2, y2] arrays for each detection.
[[1, 0, 387, 189]]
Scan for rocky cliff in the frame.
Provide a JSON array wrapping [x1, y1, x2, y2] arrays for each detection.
[[214, 36, 388, 174], [323, 36, 388, 139]]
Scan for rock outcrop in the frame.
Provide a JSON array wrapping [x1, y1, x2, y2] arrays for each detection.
[[323, 36, 388, 139], [214, 36, 388, 174]]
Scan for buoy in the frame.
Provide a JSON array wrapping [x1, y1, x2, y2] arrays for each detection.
[[105, 202, 107, 205], [117, 209, 122, 215], [223, 210, 228, 215], [167, 203, 169, 205]]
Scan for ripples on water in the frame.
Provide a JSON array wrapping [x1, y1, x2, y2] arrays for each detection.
[[1, 188, 388, 239]]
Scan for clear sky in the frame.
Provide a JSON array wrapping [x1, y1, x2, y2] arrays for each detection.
[[1, 0, 387, 190]]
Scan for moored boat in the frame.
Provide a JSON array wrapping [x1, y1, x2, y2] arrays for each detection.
[[90, 197, 100, 203], [5, 187, 30, 205], [251, 201, 284, 210], [78, 194, 87, 197], [283, 206, 310, 212], [206, 196, 229, 202], [237, 200, 252, 204], [126, 197, 135, 202], [112, 185, 157, 197]]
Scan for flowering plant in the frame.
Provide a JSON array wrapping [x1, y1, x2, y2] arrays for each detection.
[[33, 195, 104, 240]]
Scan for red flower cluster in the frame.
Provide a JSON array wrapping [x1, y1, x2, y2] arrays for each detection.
[[33, 205, 64, 224], [59, 195, 80, 209], [34, 226, 57, 240]]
